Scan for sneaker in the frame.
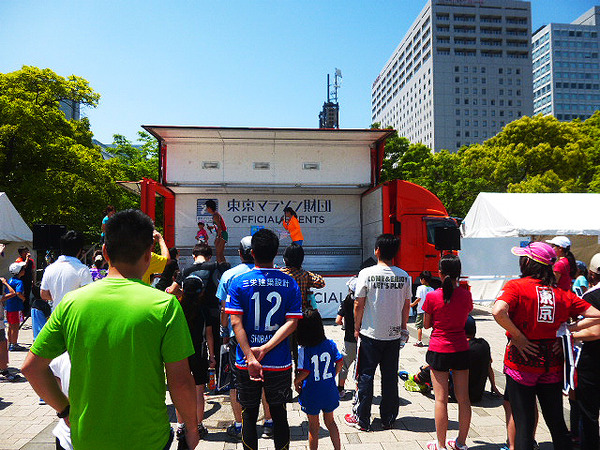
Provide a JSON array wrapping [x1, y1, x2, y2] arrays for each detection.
[[344, 413, 369, 431], [0, 370, 22, 382], [404, 378, 427, 393], [426, 441, 446, 450], [197, 423, 209, 439], [413, 341, 424, 347], [9, 344, 27, 351], [446, 439, 468, 450], [38, 398, 46, 405], [262, 421, 274, 438], [226, 423, 242, 440]]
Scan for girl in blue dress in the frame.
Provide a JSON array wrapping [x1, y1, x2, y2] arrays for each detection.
[[294, 309, 343, 450]]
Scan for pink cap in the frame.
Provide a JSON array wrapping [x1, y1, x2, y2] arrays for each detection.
[[511, 242, 557, 266]]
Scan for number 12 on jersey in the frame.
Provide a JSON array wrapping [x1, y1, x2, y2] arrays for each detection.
[[251, 291, 282, 332]]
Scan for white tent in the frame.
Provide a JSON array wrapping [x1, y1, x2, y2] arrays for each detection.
[[0, 192, 33, 277], [460, 192, 600, 302], [462, 192, 600, 238]]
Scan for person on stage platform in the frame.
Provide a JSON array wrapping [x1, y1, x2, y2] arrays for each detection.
[[205, 200, 228, 263], [282, 207, 304, 246]]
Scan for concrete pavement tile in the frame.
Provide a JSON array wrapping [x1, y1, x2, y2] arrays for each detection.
[[342, 443, 384, 450], [383, 440, 425, 449], [356, 430, 398, 443]]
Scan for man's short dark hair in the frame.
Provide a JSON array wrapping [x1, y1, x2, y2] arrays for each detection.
[[283, 243, 304, 269], [251, 229, 279, 264], [169, 247, 179, 260], [60, 231, 84, 257], [192, 242, 212, 258], [105, 210, 154, 265], [239, 245, 253, 263], [375, 234, 400, 261], [205, 200, 217, 211], [17, 246, 29, 256]]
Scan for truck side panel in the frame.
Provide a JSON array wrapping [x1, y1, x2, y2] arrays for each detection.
[[165, 140, 372, 187], [361, 186, 384, 262]]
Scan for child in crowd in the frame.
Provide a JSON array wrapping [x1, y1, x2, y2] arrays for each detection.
[[295, 309, 342, 450], [89, 255, 107, 281], [412, 271, 433, 347], [2, 262, 26, 351], [196, 221, 209, 243], [335, 289, 357, 399]]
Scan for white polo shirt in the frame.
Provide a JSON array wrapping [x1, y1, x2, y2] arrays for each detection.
[[41, 256, 93, 311]]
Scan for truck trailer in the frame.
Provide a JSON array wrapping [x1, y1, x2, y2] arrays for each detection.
[[133, 126, 458, 317]]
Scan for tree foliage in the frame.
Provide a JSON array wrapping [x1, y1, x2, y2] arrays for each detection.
[[0, 66, 157, 242], [379, 113, 600, 217]]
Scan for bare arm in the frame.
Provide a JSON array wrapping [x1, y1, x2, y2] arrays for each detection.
[[154, 231, 170, 262], [21, 352, 70, 415], [424, 312, 432, 329], [253, 318, 298, 359], [41, 289, 53, 302], [231, 314, 263, 381], [554, 270, 562, 285], [401, 296, 410, 329], [335, 358, 343, 375], [205, 325, 216, 368], [492, 300, 538, 360], [582, 305, 600, 318], [294, 370, 309, 393], [353, 296, 366, 339], [488, 362, 500, 394], [335, 315, 343, 326], [165, 359, 199, 449]]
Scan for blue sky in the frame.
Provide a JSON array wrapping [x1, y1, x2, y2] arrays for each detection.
[[1, 1, 598, 143]]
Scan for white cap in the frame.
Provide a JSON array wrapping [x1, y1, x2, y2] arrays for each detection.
[[546, 236, 571, 249], [240, 236, 252, 251], [589, 253, 600, 274], [9, 261, 26, 275]]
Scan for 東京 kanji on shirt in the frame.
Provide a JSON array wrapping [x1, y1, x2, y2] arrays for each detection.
[[225, 268, 303, 371]]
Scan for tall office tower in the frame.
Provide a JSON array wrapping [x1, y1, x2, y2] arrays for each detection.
[[371, 0, 533, 152], [532, 7, 600, 120]]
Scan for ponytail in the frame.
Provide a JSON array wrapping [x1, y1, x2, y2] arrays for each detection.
[[442, 276, 455, 304], [565, 249, 577, 279], [439, 254, 461, 304]]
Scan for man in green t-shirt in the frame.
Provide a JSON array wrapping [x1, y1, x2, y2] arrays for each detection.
[[22, 210, 199, 450]]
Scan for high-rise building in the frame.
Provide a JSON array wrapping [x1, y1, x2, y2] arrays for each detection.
[[371, 0, 533, 152], [532, 7, 600, 120]]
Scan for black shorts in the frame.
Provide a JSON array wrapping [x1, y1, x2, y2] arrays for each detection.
[[426, 350, 470, 372], [229, 337, 238, 388], [235, 367, 292, 408], [188, 351, 209, 386]]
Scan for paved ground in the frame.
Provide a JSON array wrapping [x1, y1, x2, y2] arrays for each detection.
[[1, 304, 565, 450]]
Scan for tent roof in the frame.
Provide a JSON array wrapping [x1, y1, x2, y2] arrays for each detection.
[[461, 192, 600, 238], [0, 192, 33, 242]]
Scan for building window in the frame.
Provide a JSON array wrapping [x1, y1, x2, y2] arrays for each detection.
[[455, 76, 460, 82], [456, 109, 460, 115], [456, 98, 461, 104], [456, 120, 461, 126], [455, 87, 460, 93], [455, 66, 460, 72]]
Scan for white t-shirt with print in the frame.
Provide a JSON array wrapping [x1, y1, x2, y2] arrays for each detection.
[[415, 284, 433, 314], [355, 264, 412, 341]]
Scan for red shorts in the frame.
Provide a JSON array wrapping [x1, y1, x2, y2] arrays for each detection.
[[6, 311, 21, 325]]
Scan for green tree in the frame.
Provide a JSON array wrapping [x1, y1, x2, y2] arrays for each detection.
[[378, 114, 600, 217], [0, 66, 154, 242]]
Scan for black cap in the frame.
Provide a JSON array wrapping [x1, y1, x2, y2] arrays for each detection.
[[464, 315, 476, 337]]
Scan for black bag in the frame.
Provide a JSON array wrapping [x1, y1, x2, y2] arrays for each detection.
[[31, 298, 51, 318]]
